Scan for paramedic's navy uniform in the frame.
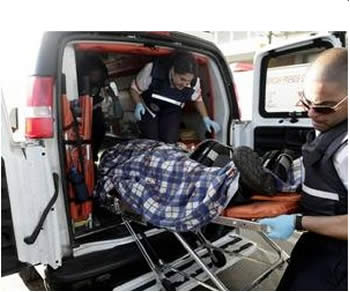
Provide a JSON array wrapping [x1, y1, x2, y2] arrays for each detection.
[[131, 59, 202, 143], [277, 120, 348, 291]]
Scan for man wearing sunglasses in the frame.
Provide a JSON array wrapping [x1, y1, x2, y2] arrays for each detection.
[[261, 48, 348, 290]]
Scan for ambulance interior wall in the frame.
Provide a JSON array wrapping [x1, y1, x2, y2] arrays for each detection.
[[95, 53, 215, 152], [65, 50, 216, 240]]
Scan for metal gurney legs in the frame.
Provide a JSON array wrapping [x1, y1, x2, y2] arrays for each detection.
[[212, 216, 290, 290], [119, 198, 289, 291], [122, 214, 228, 291], [172, 232, 227, 290], [121, 214, 290, 290]]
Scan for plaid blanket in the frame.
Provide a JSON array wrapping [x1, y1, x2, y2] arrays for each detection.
[[94, 139, 239, 232]]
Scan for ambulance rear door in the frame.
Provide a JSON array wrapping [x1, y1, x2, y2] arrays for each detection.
[[232, 33, 343, 154], [1, 94, 65, 275]]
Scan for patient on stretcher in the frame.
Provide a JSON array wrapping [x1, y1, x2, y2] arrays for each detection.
[[94, 139, 301, 232]]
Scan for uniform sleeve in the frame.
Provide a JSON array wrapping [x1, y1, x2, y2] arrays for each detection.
[[333, 140, 348, 191], [130, 62, 153, 94], [191, 77, 203, 102]]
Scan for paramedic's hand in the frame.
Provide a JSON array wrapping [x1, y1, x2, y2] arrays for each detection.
[[260, 214, 296, 240], [203, 117, 221, 134], [134, 103, 146, 121]]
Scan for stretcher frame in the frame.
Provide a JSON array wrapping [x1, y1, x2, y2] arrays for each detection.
[[119, 200, 290, 291], [108, 139, 291, 290]]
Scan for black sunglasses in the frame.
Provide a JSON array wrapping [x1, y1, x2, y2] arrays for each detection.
[[298, 91, 348, 114]]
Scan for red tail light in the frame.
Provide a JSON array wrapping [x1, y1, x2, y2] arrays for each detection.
[[25, 76, 54, 139]]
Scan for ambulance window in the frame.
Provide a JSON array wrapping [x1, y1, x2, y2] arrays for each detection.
[[263, 47, 325, 115]]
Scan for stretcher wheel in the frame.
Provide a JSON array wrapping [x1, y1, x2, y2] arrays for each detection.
[[161, 279, 176, 291], [211, 250, 226, 268]]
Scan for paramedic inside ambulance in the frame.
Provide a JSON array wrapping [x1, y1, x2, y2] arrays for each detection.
[[261, 48, 348, 290], [129, 51, 220, 143]]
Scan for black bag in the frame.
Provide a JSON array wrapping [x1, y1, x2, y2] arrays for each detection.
[[190, 141, 262, 206], [190, 140, 233, 167], [262, 149, 300, 183]]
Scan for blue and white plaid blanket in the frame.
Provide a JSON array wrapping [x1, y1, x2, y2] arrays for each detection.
[[94, 139, 239, 232]]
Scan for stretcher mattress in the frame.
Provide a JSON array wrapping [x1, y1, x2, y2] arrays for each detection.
[[222, 192, 301, 219]]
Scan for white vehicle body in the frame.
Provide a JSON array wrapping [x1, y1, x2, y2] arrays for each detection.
[[1, 31, 344, 290]]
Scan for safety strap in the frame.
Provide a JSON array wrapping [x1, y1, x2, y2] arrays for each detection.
[[70, 102, 86, 179]]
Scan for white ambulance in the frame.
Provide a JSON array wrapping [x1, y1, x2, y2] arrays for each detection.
[[1, 31, 345, 290]]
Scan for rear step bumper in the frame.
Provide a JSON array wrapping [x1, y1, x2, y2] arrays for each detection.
[[45, 230, 256, 290], [115, 231, 256, 291]]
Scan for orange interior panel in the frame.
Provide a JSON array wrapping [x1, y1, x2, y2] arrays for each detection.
[[75, 43, 208, 64]]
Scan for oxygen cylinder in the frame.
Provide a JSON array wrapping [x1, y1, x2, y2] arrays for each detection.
[[69, 166, 89, 203]]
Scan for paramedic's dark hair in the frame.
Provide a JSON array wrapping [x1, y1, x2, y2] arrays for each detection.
[[172, 52, 198, 76]]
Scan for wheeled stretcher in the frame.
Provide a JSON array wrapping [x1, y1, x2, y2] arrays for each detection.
[[101, 140, 300, 291], [118, 203, 293, 291]]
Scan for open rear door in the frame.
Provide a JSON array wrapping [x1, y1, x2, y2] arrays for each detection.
[[232, 33, 343, 154], [1, 94, 64, 275]]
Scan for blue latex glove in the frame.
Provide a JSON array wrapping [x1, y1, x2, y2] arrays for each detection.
[[134, 102, 146, 121], [259, 214, 296, 240], [203, 117, 221, 134]]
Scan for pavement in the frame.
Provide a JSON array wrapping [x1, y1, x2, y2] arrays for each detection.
[[1, 274, 30, 291], [1, 265, 46, 291]]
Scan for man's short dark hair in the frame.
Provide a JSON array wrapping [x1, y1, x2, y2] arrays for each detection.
[[312, 48, 348, 93], [172, 52, 198, 76]]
